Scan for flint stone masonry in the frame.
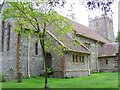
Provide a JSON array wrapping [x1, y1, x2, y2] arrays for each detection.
[[76, 35, 103, 72], [65, 52, 90, 77], [0, 18, 44, 78], [98, 57, 118, 72]]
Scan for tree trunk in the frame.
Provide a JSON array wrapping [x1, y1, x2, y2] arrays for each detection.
[[44, 52, 49, 89], [39, 23, 48, 88], [16, 33, 22, 83]]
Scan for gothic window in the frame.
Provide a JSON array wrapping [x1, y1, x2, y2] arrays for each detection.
[[72, 54, 75, 63], [1, 21, 5, 52], [7, 23, 11, 51], [35, 42, 38, 55]]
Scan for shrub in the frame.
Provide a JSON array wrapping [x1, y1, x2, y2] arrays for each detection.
[[65, 76, 70, 79], [47, 68, 53, 75], [0, 73, 7, 82], [39, 73, 45, 77], [0, 73, 2, 82]]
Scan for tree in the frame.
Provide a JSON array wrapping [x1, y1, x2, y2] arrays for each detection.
[[116, 32, 120, 42], [2, 1, 73, 88]]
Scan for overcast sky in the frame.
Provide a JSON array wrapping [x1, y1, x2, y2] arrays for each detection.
[[0, 0, 118, 36], [56, 0, 118, 37]]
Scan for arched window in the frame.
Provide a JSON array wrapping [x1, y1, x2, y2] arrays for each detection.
[[35, 42, 38, 55], [7, 23, 11, 51], [1, 21, 5, 52]]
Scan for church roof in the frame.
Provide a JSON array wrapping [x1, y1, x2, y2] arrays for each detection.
[[47, 24, 90, 54], [46, 18, 113, 53], [98, 43, 118, 57], [70, 20, 111, 43]]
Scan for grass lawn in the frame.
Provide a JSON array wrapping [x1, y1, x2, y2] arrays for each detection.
[[1, 72, 118, 88]]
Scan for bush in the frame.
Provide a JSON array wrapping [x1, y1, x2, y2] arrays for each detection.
[[47, 68, 53, 75], [0, 73, 2, 82], [65, 76, 70, 79], [0, 73, 7, 82], [39, 73, 45, 77]]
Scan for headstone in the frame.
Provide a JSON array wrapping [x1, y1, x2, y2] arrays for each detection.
[[8, 68, 14, 81], [16, 72, 22, 83]]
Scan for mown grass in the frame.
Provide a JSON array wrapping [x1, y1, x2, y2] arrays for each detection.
[[1, 72, 118, 88]]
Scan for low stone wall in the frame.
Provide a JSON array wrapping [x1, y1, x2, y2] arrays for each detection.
[[53, 71, 64, 78], [65, 70, 89, 78], [99, 69, 118, 72]]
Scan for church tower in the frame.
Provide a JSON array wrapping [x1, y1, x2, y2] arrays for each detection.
[[88, 15, 114, 42]]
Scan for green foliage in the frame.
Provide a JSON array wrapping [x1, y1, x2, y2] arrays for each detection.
[[2, 2, 74, 87], [0, 73, 7, 82], [47, 68, 53, 75], [2, 2, 74, 54], [115, 32, 120, 42]]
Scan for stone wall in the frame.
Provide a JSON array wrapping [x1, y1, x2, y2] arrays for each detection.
[[1, 19, 17, 79], [77, 35, 103, 72], [64, 52, 90, 77], [47, 35, 65, 78], [98, 57, 118, 72], [1, 18, 44, 79]]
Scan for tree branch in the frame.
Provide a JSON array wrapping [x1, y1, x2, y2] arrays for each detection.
[[14, 3, 38, 30]]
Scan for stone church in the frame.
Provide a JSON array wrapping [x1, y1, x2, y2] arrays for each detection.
[[0, 3, 118, 79]]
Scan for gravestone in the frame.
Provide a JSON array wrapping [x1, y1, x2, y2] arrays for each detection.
[[16, 72, 22, 83], [8, 68, 14, 81]]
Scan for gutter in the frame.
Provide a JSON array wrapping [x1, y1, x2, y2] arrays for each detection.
[[76, 33, 108, 43], [98, 55, 116, 58], [66, 49, 90, 54]]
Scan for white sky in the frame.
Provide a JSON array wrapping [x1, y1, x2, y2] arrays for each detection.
[[0, 0, 118, 36], [56, 0, 118, 37]]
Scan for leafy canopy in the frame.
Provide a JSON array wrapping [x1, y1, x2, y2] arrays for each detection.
[[3, 1, 74, 53], [116, 32, 120, 43]]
